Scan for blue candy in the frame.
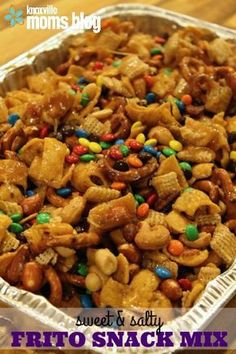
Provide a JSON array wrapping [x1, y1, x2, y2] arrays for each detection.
[[25, 190, 35, 197], [154, 266, 172, 279], [176, 100, 185, 114], [143, 145, 157, 156], [145, 92, 156, 104], [8, 113, 20, 125], [56, 187, 72, 198], [75, 129, 89, 138], [80, 294, 93, 308], [77, 76, 89, 85], [115, 139, 125, 145]]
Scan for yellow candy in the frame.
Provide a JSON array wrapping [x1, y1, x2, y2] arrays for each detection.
[[230, 151, 236, 160], [89, 142, 102, 154], [136, 133, 146, 144], [79, 138, 90, 147], [169, 140, 183, 152], [131, 121, 142, 130], [96, 75, 103, 87], [145, 138, 157, 146]]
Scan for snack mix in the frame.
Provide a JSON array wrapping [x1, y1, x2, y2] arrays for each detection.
[[0, 17, 236, 314]]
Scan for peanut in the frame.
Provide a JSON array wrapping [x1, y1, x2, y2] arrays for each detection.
[[123, 223, 138, 242], [94, 248, 118, 275], [160, 279, 183, 301], [22, 262, 43, 292], [21, 194, 42, 216], [118, 243, 141, 264], [85, 273, 102, 292]]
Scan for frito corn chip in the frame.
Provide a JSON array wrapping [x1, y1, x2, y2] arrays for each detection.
[[177, 147, 216, 163], [182, 281, 205, 308], [165, 210, 189, 233], [84, 186, 120, 203], [157, 155, 188, 188], [173, 188, 220, 217]]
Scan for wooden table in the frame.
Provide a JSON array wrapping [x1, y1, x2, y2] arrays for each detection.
[[0, 0, 236, 353]]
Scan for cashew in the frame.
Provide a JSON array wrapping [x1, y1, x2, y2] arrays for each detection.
[[135, 221, 170, 250], [164, 247, 209, 267], [179, 232, 211, 249]]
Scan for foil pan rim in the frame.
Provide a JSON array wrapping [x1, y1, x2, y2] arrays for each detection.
[[0, 4, 236, 353]]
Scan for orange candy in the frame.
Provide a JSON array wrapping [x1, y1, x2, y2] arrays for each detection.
[[137, 203, 150, 218], [181, 94, 192, 105], [152, 54, 163, 60], [144, 75, 154, 88], [111, 182, 126, 191], [168, 240, 184, 256], [127, 155, 143, 168]]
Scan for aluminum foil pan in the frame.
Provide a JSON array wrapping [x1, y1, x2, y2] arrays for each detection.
[[0, 4, 236, 353]]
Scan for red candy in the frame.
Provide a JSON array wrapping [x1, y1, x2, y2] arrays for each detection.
[[109, 147, 123, 160], [65, 154, 79, 164], [71, 84, 81, 91], [178, 278, 192, 291], [128, 139, 143, 152], [144, 75, 154, 88], [73, 145, 88, 155], [39, 126, 49, 139], [93, 61, 104, 71], [100, 133, 116, 142], [146, 193, 158, 206], [154, 35, 166, 44]]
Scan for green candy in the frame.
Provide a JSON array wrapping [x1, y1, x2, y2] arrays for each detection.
[[36, 212, 51, 224], [80, 154, 96, 162], [0, 210, 5, 215], [112, 60, 121, 68], [100, 141, 112, 149], [68, 89, 76, 95], [162, 148, 176, 157], [185, 224, 199, 241], [120, 145, 130, 157], [10, 213, 23, 223], [179, 162, 192, 171], [9, 223, 23, 234], [150, 47, 162, 55], [80, 93, 90, 107], [164, 68, 172, 76], [76, 263, 88, 277], [184, 187, 193, 193], [134, 194, 145, 205]]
